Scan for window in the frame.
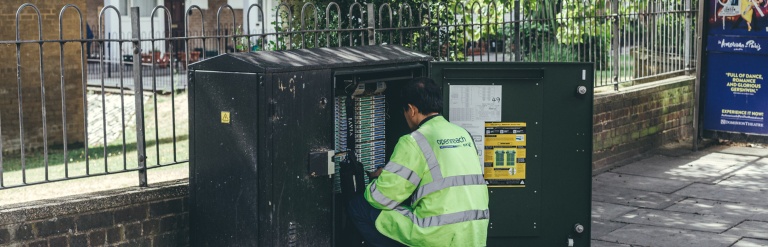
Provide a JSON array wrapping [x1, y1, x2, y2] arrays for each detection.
[[228, 0, 244, 9], [119, 0, 158, 17], [186, 0, 208, 9], [253, 0, 264, 21], [119, 0, 127, 15]]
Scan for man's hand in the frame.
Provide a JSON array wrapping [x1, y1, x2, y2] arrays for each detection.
[[368, 167, 384, 179]]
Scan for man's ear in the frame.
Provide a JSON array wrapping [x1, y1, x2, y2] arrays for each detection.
[[407, 104, 419, 116]]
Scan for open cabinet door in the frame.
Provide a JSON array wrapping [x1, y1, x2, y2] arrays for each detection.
[[431, 62, 594, 247]]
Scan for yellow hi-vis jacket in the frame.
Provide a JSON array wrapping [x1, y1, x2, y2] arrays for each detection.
[[365, 116, 490, 247]]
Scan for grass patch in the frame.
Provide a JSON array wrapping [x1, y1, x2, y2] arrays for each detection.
[[1, 91, 189, 187]]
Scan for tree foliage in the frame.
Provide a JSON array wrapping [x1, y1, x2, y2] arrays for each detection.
[[555, 0, 648, 45], [256, 0, 684, 64], [265, 0, 514, 60]]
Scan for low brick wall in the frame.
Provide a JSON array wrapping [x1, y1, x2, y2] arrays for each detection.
[[0, 180, 188, 247], [592, 76, 695, 171]]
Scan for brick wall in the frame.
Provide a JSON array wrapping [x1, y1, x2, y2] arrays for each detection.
[[0, 0, 86, 153], [0, 180, 188, 247], [186, 0, 244, 52], [86, 0, 101, 33], [592, 76, 695, 171], [186, 0, 243, 32]]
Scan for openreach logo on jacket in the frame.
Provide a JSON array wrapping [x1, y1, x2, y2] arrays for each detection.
[[436, 136, 471, 149]]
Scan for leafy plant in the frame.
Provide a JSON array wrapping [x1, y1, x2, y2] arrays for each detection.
[[233, 25, 249, 52], [526, 41, 578, 62]]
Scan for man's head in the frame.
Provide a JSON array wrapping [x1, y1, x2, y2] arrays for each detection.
[[400, 77, 442, 130]]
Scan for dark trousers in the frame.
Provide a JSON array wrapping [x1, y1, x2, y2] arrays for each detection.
[[347, 195, 405, 247]]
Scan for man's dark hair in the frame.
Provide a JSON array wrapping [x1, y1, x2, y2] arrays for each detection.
[[400, 77, 443, 114]]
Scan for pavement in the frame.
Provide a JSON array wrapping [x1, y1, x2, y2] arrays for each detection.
[[591, 143, 768, 247]]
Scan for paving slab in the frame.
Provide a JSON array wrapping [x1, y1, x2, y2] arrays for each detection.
[[756, 210, 768, 222], [651, 142, 699, 157], [610, 154, 753, 183], [718, 146, 768, 157], [592, 201, 638, 220], [663, 150, 761, 164], [755, 158, 768, 165], [591, 220, 627, 239], [718, 176, 768, 189], [724, 221, 768, 239], [733, 238, 768, 247], [598, 225, 740, 247], [717, 161, 768, 189], [613, 209, 741, 233], [673, 146, 730, 160], [593, 172, 692, 193], [696, 152, 763, 163], [592, 186, 685, 209], [611, 155, 697, 170], [733, 158, 768, 175], [674, 183, 768, 206], [591, 240, 630, 247], [665, 198, 768, 222], [592, 145, 768, 246]]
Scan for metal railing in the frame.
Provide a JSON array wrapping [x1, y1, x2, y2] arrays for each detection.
[[0, 0, 698, 190]]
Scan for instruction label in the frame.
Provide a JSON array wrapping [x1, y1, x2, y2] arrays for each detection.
[[483, 122, 526, 187], [448, 85, 502, 162]]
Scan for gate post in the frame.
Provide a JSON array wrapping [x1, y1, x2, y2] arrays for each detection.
[[693, 0, 705, 151], [515, 0, 522, 61], [611, 0, 620, 91], [684, 0, 693, 75], [367, 3, 376, 45], [131, 7, 148, 187]]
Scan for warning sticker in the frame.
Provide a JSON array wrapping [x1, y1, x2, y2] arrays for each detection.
[[483, 122, 526, 187], [221, 111, 231, 124]]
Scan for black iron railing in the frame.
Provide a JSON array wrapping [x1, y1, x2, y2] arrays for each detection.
[[0, 0, 699, 189]]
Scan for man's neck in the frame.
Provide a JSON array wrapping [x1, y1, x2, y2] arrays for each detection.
[[416, 113, 440, 129]]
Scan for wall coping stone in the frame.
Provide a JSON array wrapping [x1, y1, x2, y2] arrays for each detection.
[[595, 76, 695, 102], [0, 180, 188, 226]]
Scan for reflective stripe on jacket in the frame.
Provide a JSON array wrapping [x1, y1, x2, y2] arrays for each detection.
[[364, 116, 490, 247]]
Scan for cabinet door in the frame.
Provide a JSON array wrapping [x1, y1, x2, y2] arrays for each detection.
[[431, 62, 594, 247], [190, 71, 260, 247], [268, 70, 335, 247]]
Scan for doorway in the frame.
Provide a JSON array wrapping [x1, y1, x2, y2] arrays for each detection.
[[164, 0, 185, 52]]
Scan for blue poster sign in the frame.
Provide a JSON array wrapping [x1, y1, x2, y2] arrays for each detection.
[[704, 0, 768, 135], [704, 52, 768, 134]]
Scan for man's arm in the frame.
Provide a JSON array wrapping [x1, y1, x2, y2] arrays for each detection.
[[368, 167, 383, 179], [364, 136, 426, 210]]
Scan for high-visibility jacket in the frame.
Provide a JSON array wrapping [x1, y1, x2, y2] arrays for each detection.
[[364, 116, 489, 247]]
